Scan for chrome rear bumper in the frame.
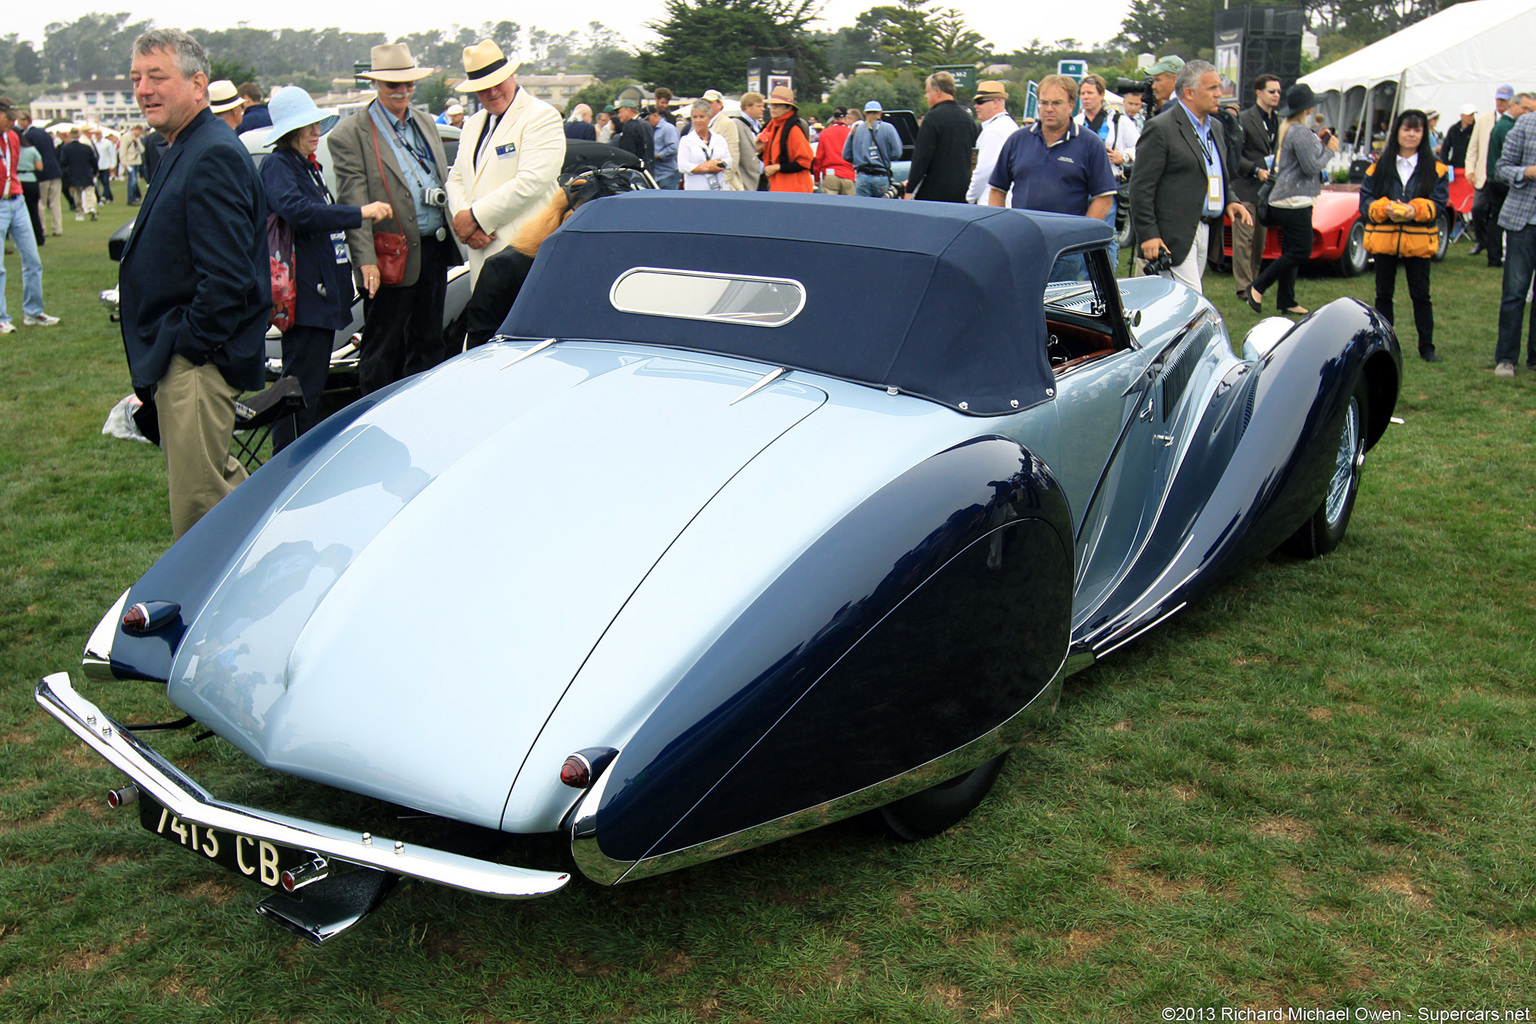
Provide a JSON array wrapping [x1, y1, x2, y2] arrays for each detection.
[[35, 672, 570, 900]]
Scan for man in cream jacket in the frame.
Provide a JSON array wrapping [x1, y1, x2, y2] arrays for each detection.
[[447, 41, 565, 285]]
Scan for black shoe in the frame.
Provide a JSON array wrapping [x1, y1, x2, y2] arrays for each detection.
[[1245, 288, 1263, 314], [1489, 260, 1503, 268], [1470, 243, 1485, 256], [1420, 350, 1442, 363]]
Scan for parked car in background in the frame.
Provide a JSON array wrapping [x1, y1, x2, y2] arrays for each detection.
[[40, 193, 1400, 944], [1217, 181, 1458, 277]]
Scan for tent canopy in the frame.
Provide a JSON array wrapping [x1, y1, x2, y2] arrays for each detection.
[[1300, 0, 1536, 120]]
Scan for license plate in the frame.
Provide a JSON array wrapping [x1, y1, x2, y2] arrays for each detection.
[[138, 792, 313, 889]]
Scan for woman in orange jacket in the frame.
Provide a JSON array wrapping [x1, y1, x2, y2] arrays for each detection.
[[1358, 109, 1450, 362], [758, 86, 815, 193]]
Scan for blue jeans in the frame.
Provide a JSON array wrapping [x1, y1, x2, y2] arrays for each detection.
[[1495, 224, 1536, 367], [125, 167, 142, 203], [0, 195, 45, 322], [1049, 253, 1088, 282], [855, 171, 891, 198]]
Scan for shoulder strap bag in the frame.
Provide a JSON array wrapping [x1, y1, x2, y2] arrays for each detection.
[[368, 118, 409, 287], [267, 211, 296, 333]]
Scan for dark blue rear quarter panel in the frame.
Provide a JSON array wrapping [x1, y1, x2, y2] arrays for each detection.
[[593, 438, 1073, 863]]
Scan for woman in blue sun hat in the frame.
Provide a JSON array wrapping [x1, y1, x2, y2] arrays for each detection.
[[260, 86, 394, 450]]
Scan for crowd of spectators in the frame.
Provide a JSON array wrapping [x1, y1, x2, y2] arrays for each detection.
[[3, 33, 1534, 538]]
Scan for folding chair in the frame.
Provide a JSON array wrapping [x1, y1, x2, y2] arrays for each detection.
[[231, 376, 305, 472]]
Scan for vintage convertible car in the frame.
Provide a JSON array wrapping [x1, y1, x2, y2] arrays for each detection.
[[38, 193, 1400, 943]]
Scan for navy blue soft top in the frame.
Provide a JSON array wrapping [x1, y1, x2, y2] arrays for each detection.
[[500, 191, 1111, 415]]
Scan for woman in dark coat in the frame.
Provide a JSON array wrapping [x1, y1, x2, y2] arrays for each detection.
[[260, 86, 392, 450]]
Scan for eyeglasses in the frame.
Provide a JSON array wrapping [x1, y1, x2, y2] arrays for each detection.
[[1038, 99, 1071, 108]]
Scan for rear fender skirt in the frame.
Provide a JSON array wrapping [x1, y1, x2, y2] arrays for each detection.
[[571, 436, 1073, 875], [1074, 297, 1399, 653]]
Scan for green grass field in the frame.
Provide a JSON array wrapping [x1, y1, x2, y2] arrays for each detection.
[[2, 213, 1534, 1023]]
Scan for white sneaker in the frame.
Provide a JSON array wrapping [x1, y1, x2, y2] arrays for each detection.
[[1495, 361, 1516, 378], [74, 213, 84, 221], [0, 321, 15, 334], [24, 312, 61, 326]]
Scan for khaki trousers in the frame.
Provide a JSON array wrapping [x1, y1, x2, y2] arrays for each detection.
[[820, 175, 856, 195], [156, 355, 248, 539], [71, 185, 98, 218], [37, 178, 63, 235], [1231, 199, 1267, 294]]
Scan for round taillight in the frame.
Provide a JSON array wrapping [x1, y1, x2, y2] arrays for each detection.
[[121, 600, 179, 634], [560, 754, 593, 789]]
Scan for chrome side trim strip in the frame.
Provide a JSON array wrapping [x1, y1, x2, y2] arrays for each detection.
[[35, 673, 569, 900], [1092, 600, 1188, 659], [570, 651, 1081, 886], [82, 589, 131, 683]]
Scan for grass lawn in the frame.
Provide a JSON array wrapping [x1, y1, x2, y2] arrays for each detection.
[[2, 214, 1534, 1023]]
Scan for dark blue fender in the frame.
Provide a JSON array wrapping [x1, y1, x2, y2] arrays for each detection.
[[100, 383, 408, 683], [589, 437, 1074, 865], [1076, 297, 1400, 653]]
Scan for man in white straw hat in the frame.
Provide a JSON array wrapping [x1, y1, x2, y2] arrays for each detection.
[[328, 42, 463, 393], [208, 80, 245, 132], [446, 40, 563, 287]]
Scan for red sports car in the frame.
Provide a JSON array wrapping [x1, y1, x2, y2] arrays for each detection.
[[1220, 182, 1456, 276]]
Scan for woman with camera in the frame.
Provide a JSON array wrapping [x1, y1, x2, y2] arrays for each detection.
[[680, 101, 731, 191], [1246, 83, 1339, 317], [1357, 108, 1449, 363], [261, 86, 393, 451]]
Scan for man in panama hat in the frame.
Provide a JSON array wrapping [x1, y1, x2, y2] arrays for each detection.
[[445, 40, 564, 287]]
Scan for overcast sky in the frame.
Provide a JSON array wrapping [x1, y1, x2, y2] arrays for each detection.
[[14, 0, 1134, 62]]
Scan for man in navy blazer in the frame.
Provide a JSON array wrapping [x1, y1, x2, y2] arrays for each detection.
[[119, 28, 268, 539]]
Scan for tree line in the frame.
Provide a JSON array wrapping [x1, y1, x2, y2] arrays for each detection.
[[0, 0, 1448, 114]]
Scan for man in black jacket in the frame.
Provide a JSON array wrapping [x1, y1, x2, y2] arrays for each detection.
[[119, 28, 267, 538], [1231, 74, 1281, 299], [904, 71, 977, 203], [58, 129, 99, 221], [612, 97, 654, 171]]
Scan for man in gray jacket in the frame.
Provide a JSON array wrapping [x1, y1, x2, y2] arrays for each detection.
[[329, 43, 462, 393]]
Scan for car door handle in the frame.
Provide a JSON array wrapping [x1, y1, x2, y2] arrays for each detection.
[[1153, 434, 1175, 447]]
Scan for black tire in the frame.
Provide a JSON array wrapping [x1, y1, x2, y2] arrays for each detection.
[[1283, 380, 1368, 559], [1116, 215, 1134, 252], [869, 753, 1008, 842], [1339, 218, 1368, 277], [1432, 209, 1451, 262]]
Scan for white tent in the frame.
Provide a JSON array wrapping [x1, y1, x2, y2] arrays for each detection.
[[1300, 0, 1536, 148]]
